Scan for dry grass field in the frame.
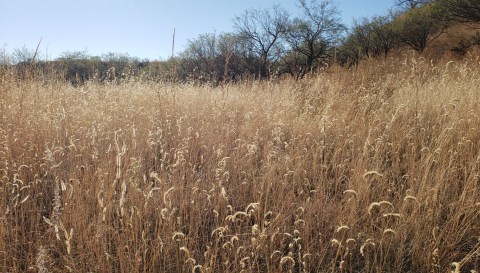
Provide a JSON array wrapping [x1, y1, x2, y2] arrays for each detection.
[[1, 53, 480, 272]]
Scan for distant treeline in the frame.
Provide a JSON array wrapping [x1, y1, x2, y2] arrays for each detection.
[[2, 0, 479, 85], [4, 51, 168, 85]]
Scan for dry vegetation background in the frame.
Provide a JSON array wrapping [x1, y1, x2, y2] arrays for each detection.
[[1, 52, 480, 272]]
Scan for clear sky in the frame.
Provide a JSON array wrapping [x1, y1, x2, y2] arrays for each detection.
[[1, 0, 396, 61]]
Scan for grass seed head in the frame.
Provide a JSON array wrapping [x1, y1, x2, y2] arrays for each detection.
[[383, 229, 396, 235], [280, 256, 295, 267], [336, 226, 349, 233], [363, 171, 383, 179], [343, 189, 358, 199]]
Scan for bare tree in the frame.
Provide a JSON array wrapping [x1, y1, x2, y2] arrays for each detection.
[[395, 0, 433, 10], [371, 13, 400, 59], [180, 32, 243, 84], [283, 0, 345, 78], [11, 46, 37, 65], [233, 5, 289, 78], [1, 44, 10, 66], [180, 32, 221, 80], [351, 17, 376, 58]]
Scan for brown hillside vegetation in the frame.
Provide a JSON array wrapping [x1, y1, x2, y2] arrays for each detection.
[[1, 53, 480, 272], [432, 24, 480, 55], [398, 23, 480, 59]]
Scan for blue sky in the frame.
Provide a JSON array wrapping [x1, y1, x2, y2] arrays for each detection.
[[1, 0, 396, 61]]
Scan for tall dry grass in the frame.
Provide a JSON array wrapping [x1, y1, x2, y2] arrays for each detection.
[[1, 53, 480, 272]]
